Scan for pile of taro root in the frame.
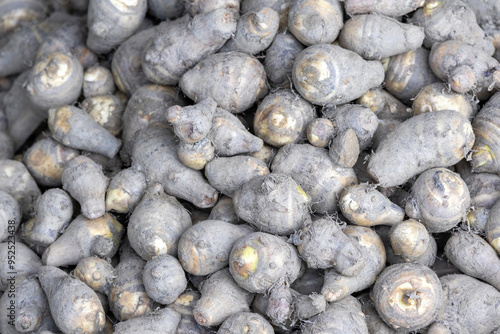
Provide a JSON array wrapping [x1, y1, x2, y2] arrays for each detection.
[[1, 0, 500, 333]]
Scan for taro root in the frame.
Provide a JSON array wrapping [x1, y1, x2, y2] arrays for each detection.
[[142, 254, 187, 305]]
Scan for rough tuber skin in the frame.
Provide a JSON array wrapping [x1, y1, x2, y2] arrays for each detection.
[[241, 0, 290, 30], [86, 0, 147, 54], [0, 276, 58, 334], [179, 51, 268, 114], [178, 220, 254, 276], [26, 52, 83, 111], [131, 125, 218, 208], [371, 119, 401, 151], [339, 184, 404, 227], [220, 7, 279, 55], [321, 225, 385, 302], [357, 88, 411, 121], [264, 32, 305, 88], [42, 213, 124, 267], [428, 274, 500, 334], [177, 137, 215, 170], [340, 14, 425, 60], [109, 241, 155, 321], [0, 0, 48, 35], [120, 84, 186, 165], [38, 265, 106, 334], [208, 196, 240, 224], [81, 94, 125, 137], [430, 40, 500, 95], [384, 47, 439, 104], [23, 137, 79, 187], [49, 105, 122, 159], [74, 256, 116, 296], [328, 129, 360, 168], [486, 199, 500, 253], [293, 44, 385, 106], [405, 168, 471, 233], [20, 188, 73, 249], [193, 268, 254, 327], [389, 219, 436, 266], [233, 173, 311, 235], [409, 0, 495, 55], [229, 232, 302, 293], [342, 0, 426, 17], [0, 132, 13, 160], [373, 263, 442, 332], [445, 231, 500, 291], [288, 0, 343, 46], [470, 91, 500, 173], [412, 82, 478, 121], [167, 290, 212, 334], [253, 90, 316, 147], [205, 156, 269, 197], [0, 191, 20, 243], [455, 159, 500, 208], [143, 9, 236, 85], [217, 312, 274, 334], [306, 118, 335, 148], [358, 293, 397, 334], [0, 241, 42, 290], [0, 159, 41, 218], [368, 110, 475, 187], [61, 155, 108, 219], [290, 216, 365, 275], [105, 167, 146, 213], [301, 296, 369, 334], [114, 308, 181, 334], [271, 143, 357, 214], [167, 97, 217, 143], [127, 183, 192, 260], [83, 65, 116, 98], [143, 254, 187, 305], [185, 0, 240, 17]]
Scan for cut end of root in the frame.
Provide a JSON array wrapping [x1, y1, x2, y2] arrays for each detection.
[[232, 246, 259, 279]]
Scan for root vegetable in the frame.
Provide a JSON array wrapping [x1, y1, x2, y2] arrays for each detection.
[[148, 0, 184, 20], [208, 196, 240, 224], [264, 32, 305, 88], [389, 219, 436, 265], [120, 84, 186, 165], [290, 217, 365, 275], [178, 220, 254, 276], [292, 44, 384, 105], [328, 129, 360, 168], [470, 91, 500, 173], [229, 232, 302, 293], [233, 173, 311, 235], [253, 90, 316, 147], [339, 184, 404, 227], [205, 156, 269, 197], [321, 226, 385, 302], [143, 254, 187, 305], [114, 308, 181, 334], [357, 88, 410, 121], [0, 159, 41, 218], [194, 268, 254, 327], [127, 183, 192, 260], [409, 0, 494, 55], [23, 137, 79, 187], [358, 293, 397, 334], [288, 0, 343, 46], [143, 10, 236, 85], [131, 125, 218, 208], [0, 276, 58, 334], [291, 290, 326, 321], [0, 0, 48, 35], [177, 137, 215, 170], [38, 265, 106, 334], [373, 263, 442, 331], [342, 0, 426, 17], [467, 206, 490, 232], [218, 312, 274, 334], [105, 167, 146, 213], [0, 241, 42, 291], [20, 188, 73, 249], [371, 119, 401, 151], [86, 0, 147, 54], [455, 159, 500, 209], [306, 118, 335, 148], [220, 7, 279, 55], [167, 98, 217, 144], [61, 155, 108, 219], [74, 256, 116, 295], [185, 0, 240, 17], [412, 82, 478, 121], [486, 199, 500, 253], [168, 290, 212, 334], [266, 284, 293, 325], [405, 168, 470, 233], [367, 110, 475, 187], [179, 52, 268, 114], [83, 66, 116, 98], [271, 143, 357, 214], [445, 231, 500, 290], [428, 274, 500, 334], [384, 47, 439, 104], [0, 191, 20, 243], [42, 213, 124, 267], [81, 94, 125, 137], [241, 0, 290, 31], [340, 14, 424, 60]]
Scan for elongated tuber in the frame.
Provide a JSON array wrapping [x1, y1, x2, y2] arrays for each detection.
[[0, 241, 42, 290], [105, 167, 146, 213], [114, 308, 181, 334], [0, 191, 20, 243], [357, 88, 411, 121]]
